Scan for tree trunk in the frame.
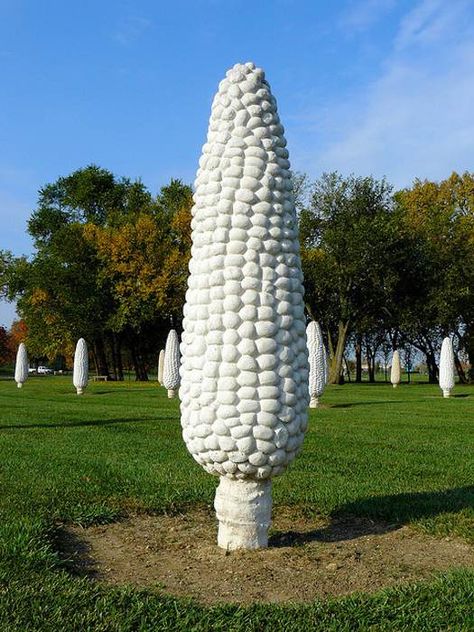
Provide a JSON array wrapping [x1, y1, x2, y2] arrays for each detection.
[[137, 354, 148, 381], [109, 334, 124, 381], [131, 346, 142, 381], [367, 351, 376, 383], [364, 340, 377, 383], [412, 332, 438, 384], [327, 328, 335, 359], [464, 325, 474, 383], [93, 338, 109, 377], [328, 321, 349, 385], [355, 336, 362, 383], [110, 335, 118, 381], [131, 345, 148, 381], [91, 349, 99, 375], [453, 351, 467, 384], [344, 356, 352, 382], [116, 336, 124, 381], [425, 349, 438, 383]]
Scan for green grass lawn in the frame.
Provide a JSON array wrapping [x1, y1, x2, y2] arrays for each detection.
[[0, 376, 473, 631]]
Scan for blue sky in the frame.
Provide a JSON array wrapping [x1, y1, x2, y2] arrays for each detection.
[[1, 0, 473, 325]]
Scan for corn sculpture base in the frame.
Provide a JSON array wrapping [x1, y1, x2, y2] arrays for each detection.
[[179, 63, 309, 550]]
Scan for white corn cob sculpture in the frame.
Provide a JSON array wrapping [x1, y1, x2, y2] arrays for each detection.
[[439, 337, 455, 398], [73, 338, 89, 395], [390, 350, 401, 388], [307, 321, 328, 408], [163, 330, 180, 398], [158, 349, 165, 384], [14, 343, 28, 388], [180, 62, 309, 550]]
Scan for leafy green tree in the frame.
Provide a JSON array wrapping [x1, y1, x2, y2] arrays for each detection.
[[84, 179, 193, 379], [28, 164, 153, 242], [4, 166, 154, 377], [395, 172, 474, 382], [0, 326, 12, 364], [300, 172, 399, 383]]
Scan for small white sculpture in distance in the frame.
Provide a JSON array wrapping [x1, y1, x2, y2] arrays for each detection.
[[439, 337, 455, 398], [390, 350, 401, 388], [15, 343, 28, 388], [307, 321, 328, 408], [179, 62, 309, 550], [163, 331, 180, 398], [73, 338, 89, 395], [158, 349, 165, 385]]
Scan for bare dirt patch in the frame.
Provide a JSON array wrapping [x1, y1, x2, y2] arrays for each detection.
[[58, 506, 474, 605]]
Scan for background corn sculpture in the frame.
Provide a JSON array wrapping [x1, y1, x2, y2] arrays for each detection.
[[73, 338, 89, 395], [180, 62, 309, 550], [157, 349, 165, 385], [439, 337, 455, 398], [163, 330, 180, 398], [390, 350, 401, 388], [14, 343, 28, 388], [307, 321, 328, 408]]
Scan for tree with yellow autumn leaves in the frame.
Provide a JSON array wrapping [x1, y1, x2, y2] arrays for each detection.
[[1, 166, 192, 380]]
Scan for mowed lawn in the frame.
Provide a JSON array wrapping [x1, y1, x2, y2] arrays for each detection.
[[0, 376, 473, 631]]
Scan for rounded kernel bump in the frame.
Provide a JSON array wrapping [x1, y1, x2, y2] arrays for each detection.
[[253, 425, 274, 441], [268, 449, 287, 466], [236, 436, 256, 455], [248, 451, 268, 467], [238, 463, 258, 475], [219, 435, 236, 451], [256, 439, 276, 454], [231, 425, 252, 439], [256, 411, 278, 427], [260, 399, 281, 413], [256, 465, 272, 479]]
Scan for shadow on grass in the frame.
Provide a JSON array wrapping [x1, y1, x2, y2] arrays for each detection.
[[90, 388, 164, 395], [0, 415, 177, 429], [331, 400, 402, 408], [54, 527, 101, 579], [270, 486, 474, 546]]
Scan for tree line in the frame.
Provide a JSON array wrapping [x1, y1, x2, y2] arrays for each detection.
[[1, 165, 472, 383]]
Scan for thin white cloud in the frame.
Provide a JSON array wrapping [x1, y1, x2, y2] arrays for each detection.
[[395, 0, 455, 50], [291, 0, 474, 188], [340, 0, 397, 32], [113, 16, 152, 45]]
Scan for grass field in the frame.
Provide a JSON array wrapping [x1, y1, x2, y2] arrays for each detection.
[[0, 376, 473, 631]]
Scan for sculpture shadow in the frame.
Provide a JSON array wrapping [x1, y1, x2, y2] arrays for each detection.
[[330, 400, 401, 409], [269, 486, 474, 547], [54, 527, 101, 579], [0, 416, 174, 430], [86, 390, 119, 396]]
